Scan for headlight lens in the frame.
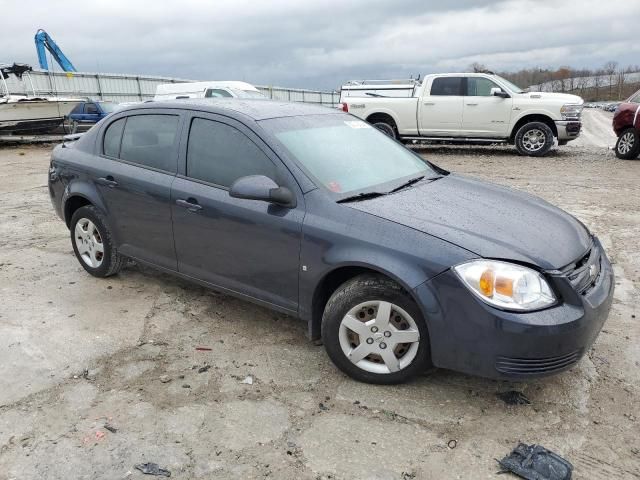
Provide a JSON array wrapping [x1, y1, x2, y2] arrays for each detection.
[[453, 260, 556, 311], [560, 104, 583, 120]]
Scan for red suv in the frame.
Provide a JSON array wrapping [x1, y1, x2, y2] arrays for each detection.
[[613, 89, 640, 159]]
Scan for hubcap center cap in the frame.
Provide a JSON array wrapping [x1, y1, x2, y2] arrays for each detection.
[[372, 332, 384, 342]]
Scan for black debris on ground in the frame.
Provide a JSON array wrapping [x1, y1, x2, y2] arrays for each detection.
[[497, 443, 573, 480], [497, 390, 531, 405], [134, 462, 171, 477]]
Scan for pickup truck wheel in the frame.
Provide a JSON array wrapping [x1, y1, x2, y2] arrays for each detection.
[[70, 205, 125, 278], [372, 121, 397, 140], [615, 128, 640, 159], [514, 122, 554, 157], [321, 274, 431, 384]]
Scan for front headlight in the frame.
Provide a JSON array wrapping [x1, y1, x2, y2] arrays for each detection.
[[453, 260, 556, 311], [560, 104, 583, 120]]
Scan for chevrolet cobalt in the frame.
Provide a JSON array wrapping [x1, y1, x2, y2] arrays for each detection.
[[48, 99, 614, 384]]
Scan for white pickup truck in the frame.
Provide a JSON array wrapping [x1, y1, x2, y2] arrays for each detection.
[[340, 73, 584, 156]]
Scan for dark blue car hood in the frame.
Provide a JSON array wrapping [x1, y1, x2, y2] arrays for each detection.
[[347, 174, 591, 270]]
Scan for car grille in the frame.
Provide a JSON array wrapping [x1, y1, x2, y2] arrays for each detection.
[[564, 245, 602, 295], [495, 350, 583, 375]]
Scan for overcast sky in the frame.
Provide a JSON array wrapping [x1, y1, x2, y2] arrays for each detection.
[[4, 0, 639, 90]]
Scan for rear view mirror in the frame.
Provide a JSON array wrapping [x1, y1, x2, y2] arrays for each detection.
[[229, 175, 296, 207], [491, 87, 510, 98]]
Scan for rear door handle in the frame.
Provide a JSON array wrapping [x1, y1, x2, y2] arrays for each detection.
[[176, 198, 203, 212], [96, 176, 118, 188], [466, 103, 479, 106], [423, 102, 435, 105]]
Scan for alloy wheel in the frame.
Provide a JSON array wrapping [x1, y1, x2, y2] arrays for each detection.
[[618, 131, 635, 155], [338, 300, 420, 374], [522, 129, 546, 152], [74, 218, 104, 268]]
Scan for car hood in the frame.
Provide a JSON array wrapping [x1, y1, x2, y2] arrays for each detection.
[[347, 174, 591, 270], [522, 91, 584, 105]]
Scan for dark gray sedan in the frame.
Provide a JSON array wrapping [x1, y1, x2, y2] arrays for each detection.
[[48, 99, 614, 384]]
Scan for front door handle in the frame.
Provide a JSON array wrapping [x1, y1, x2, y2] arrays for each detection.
[[466, 103, 479, 106], [96, 176, 118, 188], [176, 198, 203, 212], [423, 102, 435, 105]]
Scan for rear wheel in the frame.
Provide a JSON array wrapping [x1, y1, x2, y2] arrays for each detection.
[[514, 121, 554, 157], [371, 121, 397, 139], [70, 205, 125, 277], [615, 128, 640, 159], [321, 274, 431, 384]]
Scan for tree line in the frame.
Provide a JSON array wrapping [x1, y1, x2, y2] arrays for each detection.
[[469, 62, 640, 101]]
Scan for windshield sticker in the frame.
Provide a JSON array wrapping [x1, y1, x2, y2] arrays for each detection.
[[344, 121, 371, 129]]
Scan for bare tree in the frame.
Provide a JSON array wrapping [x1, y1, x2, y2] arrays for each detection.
[[604, 61, 618, 99]]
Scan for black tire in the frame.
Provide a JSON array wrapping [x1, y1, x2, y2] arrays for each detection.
[[321, 274, 432, 384], [614, 127, 640, 160], [514, 121, 554, 157], [70, 205, 125, 277], [372, 121, 397, 139]]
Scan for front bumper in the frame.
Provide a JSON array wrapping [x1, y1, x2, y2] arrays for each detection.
[[555, 120, 582, 142], [414, 240, 614, 380]]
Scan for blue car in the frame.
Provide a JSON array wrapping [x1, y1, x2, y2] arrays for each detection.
[[67, 101, 119, 130]]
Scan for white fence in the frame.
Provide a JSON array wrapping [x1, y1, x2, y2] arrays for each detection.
[[4, 69, 340, 106]]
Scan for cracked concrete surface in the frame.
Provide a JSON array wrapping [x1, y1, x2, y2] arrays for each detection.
[[0, 121, 639, 479]]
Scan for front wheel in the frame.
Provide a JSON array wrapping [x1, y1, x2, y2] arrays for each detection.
[[615, 128, 640, 159], [514, 121, 554, 157], [321, 274, 431, 384]]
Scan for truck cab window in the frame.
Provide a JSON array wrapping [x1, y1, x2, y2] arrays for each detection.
[[466, 78, 501, 96], [430, 77, 463, 96], [205, 89, 233, 98]]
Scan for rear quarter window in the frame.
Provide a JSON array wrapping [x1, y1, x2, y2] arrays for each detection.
[[103, 118, 126, 157]]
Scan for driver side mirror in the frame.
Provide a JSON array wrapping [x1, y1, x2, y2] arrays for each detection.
[[491, 87, 510, 98], [229, 175, 296, 208]]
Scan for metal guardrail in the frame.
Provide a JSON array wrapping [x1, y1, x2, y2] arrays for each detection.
[[4, 69, 340, 106]]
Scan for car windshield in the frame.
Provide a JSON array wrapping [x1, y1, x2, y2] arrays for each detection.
[[231, 89, 266, 99], [260, 114, 440, 196], [496, 76, 525, 94], [99, 102, 117, 113]]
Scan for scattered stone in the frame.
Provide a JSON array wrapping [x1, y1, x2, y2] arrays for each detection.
[[159, 375, 171, 383], [241, 375, 253, 385], [198, 365, 211, 373], [182, 384, 191, 389]]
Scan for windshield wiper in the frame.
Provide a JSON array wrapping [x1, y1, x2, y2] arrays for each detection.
[[336, 191, 387, 203], [388, 175, 426, 193]]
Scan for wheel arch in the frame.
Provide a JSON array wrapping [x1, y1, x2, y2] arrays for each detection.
[[365, 112, 399, 130], [509, 113, 558, 142], [308, 263, 428, 342], [62, 182, 108, 228]]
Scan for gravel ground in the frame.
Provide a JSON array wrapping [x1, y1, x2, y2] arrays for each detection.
[[0, 113, 638, 479]]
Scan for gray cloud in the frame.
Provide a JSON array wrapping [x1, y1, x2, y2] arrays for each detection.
[[3, 0, 638, 90]]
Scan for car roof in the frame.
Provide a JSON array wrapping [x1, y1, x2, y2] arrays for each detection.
[[121, 98, 339, 121]]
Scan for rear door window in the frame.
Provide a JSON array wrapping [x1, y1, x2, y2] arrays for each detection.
[[430, 77, 463, 96], [186, 117, 277, 188], [103, 118, 126, 158], [119, 115, 180, 172]]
